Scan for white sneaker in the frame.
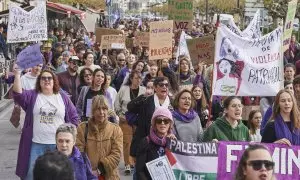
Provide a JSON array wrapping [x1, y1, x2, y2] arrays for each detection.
[[124, 165, 131, 175]]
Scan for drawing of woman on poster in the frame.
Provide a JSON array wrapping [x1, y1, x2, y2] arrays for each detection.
[[214, 37, 244, 95]]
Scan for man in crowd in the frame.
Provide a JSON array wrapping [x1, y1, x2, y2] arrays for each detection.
[[57, 56, 80, 105]]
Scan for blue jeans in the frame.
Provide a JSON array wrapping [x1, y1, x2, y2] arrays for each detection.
[[25, 142, 56, 180], [133, 166, 136, 180]]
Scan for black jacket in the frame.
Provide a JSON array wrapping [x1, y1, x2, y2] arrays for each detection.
[[136, 137, 165, 180], [127, 95, 155, 157]]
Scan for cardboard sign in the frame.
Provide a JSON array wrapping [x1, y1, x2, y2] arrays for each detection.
[[149, 20, 173, 60], [100, 35, 125, 49], [125, 38, 134, 49], [168, 0, 193, 31], [134, 32, 149, 47], [7, 2, 47, 43], [95, 28, 123, 44], [283, 0, 298, 52], [16, 44, 43, 70], [187, 36, 215, 65]]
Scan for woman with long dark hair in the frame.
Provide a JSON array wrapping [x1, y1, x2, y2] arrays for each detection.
[[76, 68, 112, 121], [248, 110, 262, 142]]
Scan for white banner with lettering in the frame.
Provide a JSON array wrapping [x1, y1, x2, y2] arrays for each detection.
[[226, 10, 261, 39], [7, 2, 47, 43], [212, 25, 284, 96]]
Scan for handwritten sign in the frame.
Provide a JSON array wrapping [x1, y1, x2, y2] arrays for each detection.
[[168, 0, 193, 31], [212, 26, 283, 96], [95, 28, 123, 44], [187, 36, 215, 65], [7, 2, 47, 43], [149, 20, 173, 60], [146, 156, 176, 180], [134, 32, 149, 47], [16, 44, 43, 70], [283, 0, 298, 52], [100, 35, 126, 49]]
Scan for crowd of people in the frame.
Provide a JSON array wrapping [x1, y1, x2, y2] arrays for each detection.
[[0, 17, 299, 180]]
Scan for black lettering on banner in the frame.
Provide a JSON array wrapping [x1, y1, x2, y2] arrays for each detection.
[[248, 67, 281, 85], [175, 21, 188, 30]]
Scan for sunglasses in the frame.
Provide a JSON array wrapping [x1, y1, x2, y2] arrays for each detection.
[[41, 76, 53, 81], [157, 82, 168, 88], [247, 160, 275, 171], [156, 118, 170, 124], [119, 59, 126, 61]]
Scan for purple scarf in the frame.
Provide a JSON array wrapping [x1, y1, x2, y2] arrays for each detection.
[[149, 128, 167, 147], [172, 109, 197, 123], [274, 115, 300, 145]]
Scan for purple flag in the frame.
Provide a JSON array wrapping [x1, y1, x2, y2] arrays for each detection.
[[217, 141, 300, 180]]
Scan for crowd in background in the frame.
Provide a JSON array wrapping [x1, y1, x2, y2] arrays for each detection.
[[0, 17, 298, 180]]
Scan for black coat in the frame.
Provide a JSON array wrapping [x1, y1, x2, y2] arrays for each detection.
[[127, 95, 155, 157], [136, 137, 165, 180]]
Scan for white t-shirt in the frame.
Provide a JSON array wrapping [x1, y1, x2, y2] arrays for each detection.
[[21, 73, 37, 90], [32, 93, 65, 144]]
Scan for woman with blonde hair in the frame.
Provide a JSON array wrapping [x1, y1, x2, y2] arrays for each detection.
[[76, 95, 123, 179], [262, 89, 300, 146]]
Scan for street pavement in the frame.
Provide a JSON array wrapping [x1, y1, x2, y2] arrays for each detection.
[[0, 102, 132, 180]]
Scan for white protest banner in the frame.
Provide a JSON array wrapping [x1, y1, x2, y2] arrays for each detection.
[[168, 139, 218, 179], [225, 10, 261, 39], [16, 44, 43, 70], [283, 0, 298, 52], [7, 2, 47, 43], [212, 25, 284, 96], [149, 20, 173, 60], [146, 156, 176, 180], [176, 31, 191, 63]]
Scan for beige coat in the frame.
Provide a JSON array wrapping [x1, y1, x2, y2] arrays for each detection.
[[76, 119, 123, 180]]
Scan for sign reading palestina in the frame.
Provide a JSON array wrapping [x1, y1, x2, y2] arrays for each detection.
[[212, 25, 284, 96]]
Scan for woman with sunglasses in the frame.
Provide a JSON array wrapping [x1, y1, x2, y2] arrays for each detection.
[[172, 89, 203, 142], [12, 67, 79, 180], [56, 123, 97, 180], [234, 144, 275, 180], [76, 68, 112, 122], [76, 95, 123, 179], [136, 107, 175, 180], [203, 96, 250, 142], [262, 89, 300, 146], [78, 67, 93, 94]]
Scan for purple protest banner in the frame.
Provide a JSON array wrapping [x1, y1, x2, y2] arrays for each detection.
[[217, 141, 300, 180], [16, 44, 43, 70]]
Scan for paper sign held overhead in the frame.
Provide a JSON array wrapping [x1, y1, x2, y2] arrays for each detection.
[[7, 2, 47, 43], [187, 36, 215, 65], [100, 35, 125, 49], [149, 20, 173, 60], [168, 0, 193, 31], [16, 44, 43, 70]]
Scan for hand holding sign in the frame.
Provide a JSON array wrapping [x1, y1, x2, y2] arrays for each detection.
[[16, 44, 43, 70]]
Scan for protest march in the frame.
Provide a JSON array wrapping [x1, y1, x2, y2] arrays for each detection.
[[1, 0, 300, 180]]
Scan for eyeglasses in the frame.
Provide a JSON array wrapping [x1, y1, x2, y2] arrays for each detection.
[[156, 118, 170, 124], [118, 59, 126, 61], [247, 160, 275, 171], [41, 76, 53, 81], [157, 82, 168, 88]]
